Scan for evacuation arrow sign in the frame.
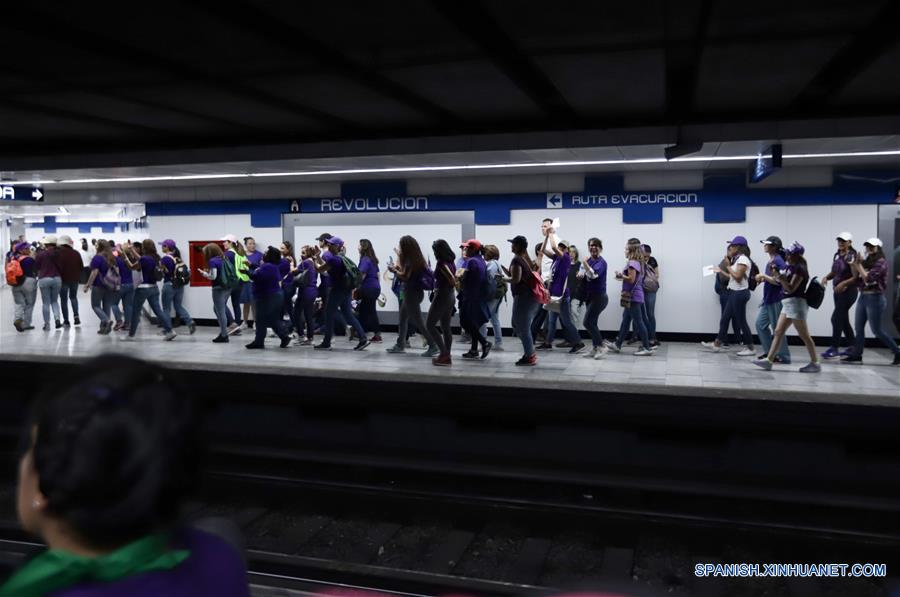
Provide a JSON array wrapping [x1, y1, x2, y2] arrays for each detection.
[[1, 185, 45, 202]]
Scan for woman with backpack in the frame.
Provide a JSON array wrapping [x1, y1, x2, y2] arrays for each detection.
[[110, 242, 138, 332], [221, 235, 248, 333], [9, 242, 38, 332], [83, 240, 117, 335], [427, 239, 457, 366], [160, 239, 196, 335], [536, 235, 584, 354], [124, 239, 176, 341], [479, 244, 505, 351], [199, 243, 231, 343], [640, 244, 660, 347], [291, 245, 319, 345], [312, 237, 370, 351], [456, 239, 493, 359], [753, 242, 820, 372], [605, 239, 652, 356], [579, 237, 609, 359], [820, 232, 860, 359], [356, 239, 383, 343], [701, 236, 756, 356], [385, 235, 437, 355], [505, 235, 542, 366], [246, 246, 292, 349], [841, 238, 900, 366]]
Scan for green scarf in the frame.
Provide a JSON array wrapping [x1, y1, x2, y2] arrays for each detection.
[[0, 534, 190, 597]]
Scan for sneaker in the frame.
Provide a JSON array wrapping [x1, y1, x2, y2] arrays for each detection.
[[736, 348, 756, 357], [634, 348, 653, 356], [245, 342, 264, 349], [840, 355, 862, 364], [569, 342, 585, 354], [421, 336, 429, 348], [227, 323, 241, 336], [799, 362, 821, 373], [73, 317, 80, 326], [164, 331, 177, 341], [299, 338, 314, 346], [354, 339, 371, 351], [602, 339, 617, 351], [240, 322, 252, 331], [122, 334, 137, 342], [462, 350, 479, 359], [594, 350, 605, 360], [314, 342, 332, 350], [821, 347, 839, 359], [188, 322, 197, 335], [421, 346, 440, 358], [55, 319, 62, 330], [371, 335, 383, 343], [42, 323, 50, 331], [837, 349, 853, 358], [606, 343, 621, 353], [535, 342, 553, 350], [113, 321, 125, 332], [701, 342, 725, 353], [493, 344, 504, 352], [773, 356, 791, 364], [892, 353, 900, 366], [63, 320, 71, 328], [648, 344, 660, 352], [756, 354, 767, 360], [280, 335, 291, 348], [584, 347, 598, 359], [752, 358, 773, 371], [481, 342, 492, 359], [386, 345, 405, 354], [432, 354, 452, 367], [555, 341, 573, 349], [212, 335, 229, 343], [649, 340, 660, 347], [515, 354, 537, 366]]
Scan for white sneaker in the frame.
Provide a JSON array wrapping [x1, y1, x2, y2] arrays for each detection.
[[736, 347, 756, 357], [634, 348, 653, 356], [603, 339, 616, 351], [584, 347, 598, 358], [164, 331, 177, 341], [593, 349, 605, 360], [701, 341, 725, 352]]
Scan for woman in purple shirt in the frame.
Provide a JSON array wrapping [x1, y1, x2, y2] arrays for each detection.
[[10, 242, 38, 332], [246, 246, 291, 349], [606, 240, 652, 355], [821, 232, 859, 358], [1, 355, 250, 597], [241, 236, 264, 329], [125, 239, 176, 341], [199, 243, 230, 343], [536, 233, 584, 353], [291, 245, 319, 345], [427, 239, 457, 366], [579, 237, 608, 359], [160, 240, 196, 335], [356, 239, 382, 342], [83, 240, 117, 335], [386, 235, 437, 355], [456, 239, 493, 359], [842, 238, 900, 365]]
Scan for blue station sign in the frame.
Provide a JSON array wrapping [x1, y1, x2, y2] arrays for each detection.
[[1, 185, 44, 202]]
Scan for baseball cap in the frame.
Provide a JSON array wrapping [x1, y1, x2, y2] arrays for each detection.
[[727, 235, 748, 246], [40, 235, 58, 245], [836, 232, 853, 242], [220, 234, 238, 243], [760, 235, 783, 248], [557, 240, 570, 249], [325, 236, 344, 247], [863, 237, 883, 247], [507, 235, 528, 247], [460, 239, 482, 250], [57, 235, 74, 246], [13, 242, 30, 253], [159, 239, 176, 249], [785, 241, 805, 255], [316, 233, 332, 242]]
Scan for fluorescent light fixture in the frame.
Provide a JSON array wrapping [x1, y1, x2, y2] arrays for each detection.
[[57, 206, 70, 215], [3, 149, 899, 186]]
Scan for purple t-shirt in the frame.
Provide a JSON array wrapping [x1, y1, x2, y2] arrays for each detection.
[[435, 260, 456, 290], [461, 255, 486, 300], [358, 256, 380, 291], [858, 257, 888, 293], [548, 253, 571, 298], [207, 256, 223, 286], [299, 259, 318, 297], [246, 250, 263, 267], [781, 263, 809, 298], [251, 262, 281, 298], [586, 256, 607, 297], [622, 259, 644, 304], [89, 255, 109, 288], [323, 251, 345, 285], [277, 257, 291, 278], [139, 256, 158, 285], [830, 249, 857, 286], [762, 254, 786, 304], [53, 528, 249, 597], [161, 254, 177, 283], [116, 255, 134, 285]]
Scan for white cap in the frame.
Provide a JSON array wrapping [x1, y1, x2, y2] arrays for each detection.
[[864, 237, 883, 247], [57, 234, 74, 246], [40, 235, 58, 245], [220, 234, 238, 243], [836, 232, 853, 241]]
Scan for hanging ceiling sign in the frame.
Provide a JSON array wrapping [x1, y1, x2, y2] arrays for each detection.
[[0, 185, 44, 202]]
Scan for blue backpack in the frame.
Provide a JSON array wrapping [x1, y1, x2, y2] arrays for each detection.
[[420, 266, 436, 291]]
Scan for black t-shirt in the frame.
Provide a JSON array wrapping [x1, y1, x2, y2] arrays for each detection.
[[782, 263, 809, 298], [510, 255, 532, 296]]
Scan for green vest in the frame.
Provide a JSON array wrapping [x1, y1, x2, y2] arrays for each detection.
[[232, 251, 250, 282]]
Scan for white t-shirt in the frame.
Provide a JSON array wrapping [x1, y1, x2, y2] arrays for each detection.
[[540, 233, 559, 282], [727, 254, 751, 291]]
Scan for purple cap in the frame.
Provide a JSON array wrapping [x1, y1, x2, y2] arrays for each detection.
[[325, 236, 344, 247], [785, 241, 805, 256], [727, 235, 748, 246], [159, 239, 176, 249], [13, 242, 30, 253]]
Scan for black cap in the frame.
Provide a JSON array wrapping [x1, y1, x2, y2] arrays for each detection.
[[760, 235, 782, 248], [507, 235, 528, 246], [315, 233, 332, 242]]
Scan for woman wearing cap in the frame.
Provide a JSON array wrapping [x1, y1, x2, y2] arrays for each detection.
[[579, 237, 608, 359], [754, 236, 791, 364], [356, 239, 383, 343], [160, 240, 196, 335], [313, 236, 370, 351], [199, 243, 230, 343], [83, 240, 116, 335], [246, 246, 291, 349], [841, 238, 900, 366], [505, 236, 541, 365], [385, 236, 436, 355], [606, 240, 652, 356], [10, 242, 38, 332], [536, 233, 584, 353], [753, 242, 820, 372], [55, 235, 83, 327], [427, 239, 457, 366], [35, 236, 63, 331], [820, 232, 859, 359], [701, 236, 756, 356], [456, 239, 493, 359], [125, 239, 176, 342], [480, 244, 505, 351]]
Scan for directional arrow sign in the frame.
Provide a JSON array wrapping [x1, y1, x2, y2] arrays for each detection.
[[0, 185, 45, 202], [32, 188, 43, 201], [546, 192, 563, 209]]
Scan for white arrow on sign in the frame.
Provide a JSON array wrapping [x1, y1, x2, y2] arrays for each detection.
[[32, 189, 43, 201]]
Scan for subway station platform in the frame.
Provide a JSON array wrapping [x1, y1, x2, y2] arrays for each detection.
[[1, 316, 896, 408]]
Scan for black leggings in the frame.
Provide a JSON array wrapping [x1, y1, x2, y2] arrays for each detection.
[[830, 288, 858, 348], [293, 291, 316, 339]]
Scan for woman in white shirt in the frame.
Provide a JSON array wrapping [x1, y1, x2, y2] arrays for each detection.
[[702, 236, 756, 356]]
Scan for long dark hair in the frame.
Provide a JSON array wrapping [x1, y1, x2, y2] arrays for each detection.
[[281, 241, 294, 261], [863, 245, 885, 268], [359, 239, 379, 267], [95, 240, 115, 268], [432, 239, 455, 264], [141, 239, 159, 263], [263, 246, 281, 264], [398, 235, 426, 275], [202, 243, 224, 262]]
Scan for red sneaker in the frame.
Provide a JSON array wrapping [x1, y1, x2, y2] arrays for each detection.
[[432, 354, 452, 367], [371, 335, 383, 343]]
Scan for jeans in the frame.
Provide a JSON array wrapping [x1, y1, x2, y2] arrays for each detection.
[[323, 286, 365, 345], [643, 291, 657, 340], [38, 276, 61, 324], [253, 292, 288, 345], [546, 297, 580, 344], [321, 286, 347, 334], [853, 293, 900, 356], [756, 302, 791, 361], [427, 287, 455, 355], [829, 288, 858, 349], [12, 278, 37, 325], [617, 301, 650, 350], [479, 297, 503, 344], [162, 282, 193, 326], [358, 286, 381, 334], [716, 289, 753, 347], [718, 291, 736, 344], [512, 293, 541, 357], [583, 293, 609, 347], [129, 285, 172, 335], [115, 284, 135, 326], [395, 287, 434, 349], [59, 280, 79, 322], [291, 290, 314, 339], [212, 287, 231, 337], [90, 286, 112, 323], [230, 283, 244, 325]]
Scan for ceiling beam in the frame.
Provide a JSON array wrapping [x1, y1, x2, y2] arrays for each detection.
[[791, 1, 900, 108], [664, 0, 714, 121], [430, 0, 577, 123], [0, 96, 164, 136]]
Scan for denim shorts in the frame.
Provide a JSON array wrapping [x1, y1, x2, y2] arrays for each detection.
[[781, 297, 809, 320]]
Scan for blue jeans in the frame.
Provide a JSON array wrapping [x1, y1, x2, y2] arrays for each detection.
[[756, 302, 791, 361], [230, 283, 244, 325], [853, 293, 900, 356], [718, 291, 735, 343], [113, 283, 135, 326], [59, 280, 79, 322], [512, 293, 540, 357], [129, 285, 172, 335], [480, 297, 503, 344], [323, 287, 365, 345], [162, 282, 193, 325], [253, 292, 288, 345], [38, 277, 61, 324], [546, 297, 580, 344], [90, 286, 112, 323], [212, 287, 231, 336], [716, 289, 753, 347], [617, 301, 649, 350], [643, 291, 657, 340], [583, 293, 608, 348]]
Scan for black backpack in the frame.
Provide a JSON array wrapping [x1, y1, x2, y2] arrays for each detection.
[[804, 276, 825, 309], [172, 258, 191, 288], [747, 260, 760, 291]]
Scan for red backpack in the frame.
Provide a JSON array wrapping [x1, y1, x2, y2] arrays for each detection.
[[528, 270, 550, 305], [5, 256, 24, 287]]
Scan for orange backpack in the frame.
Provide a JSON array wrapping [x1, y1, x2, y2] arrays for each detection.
[[5, 256, 24, 286]]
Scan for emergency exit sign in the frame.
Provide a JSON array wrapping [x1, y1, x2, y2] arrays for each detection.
[[0, 185, 44, 202]]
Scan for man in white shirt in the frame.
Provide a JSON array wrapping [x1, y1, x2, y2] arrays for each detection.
[[540, 218, 559, 283]]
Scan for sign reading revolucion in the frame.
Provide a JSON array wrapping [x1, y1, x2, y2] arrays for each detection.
[[320, 196, 428, 212]]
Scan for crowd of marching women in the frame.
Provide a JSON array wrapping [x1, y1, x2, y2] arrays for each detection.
[[5, 222, 900, 369]]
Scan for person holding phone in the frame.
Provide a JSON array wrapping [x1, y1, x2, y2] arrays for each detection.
[[820, 232, 859, 359], [199, 243, 230, 343]]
